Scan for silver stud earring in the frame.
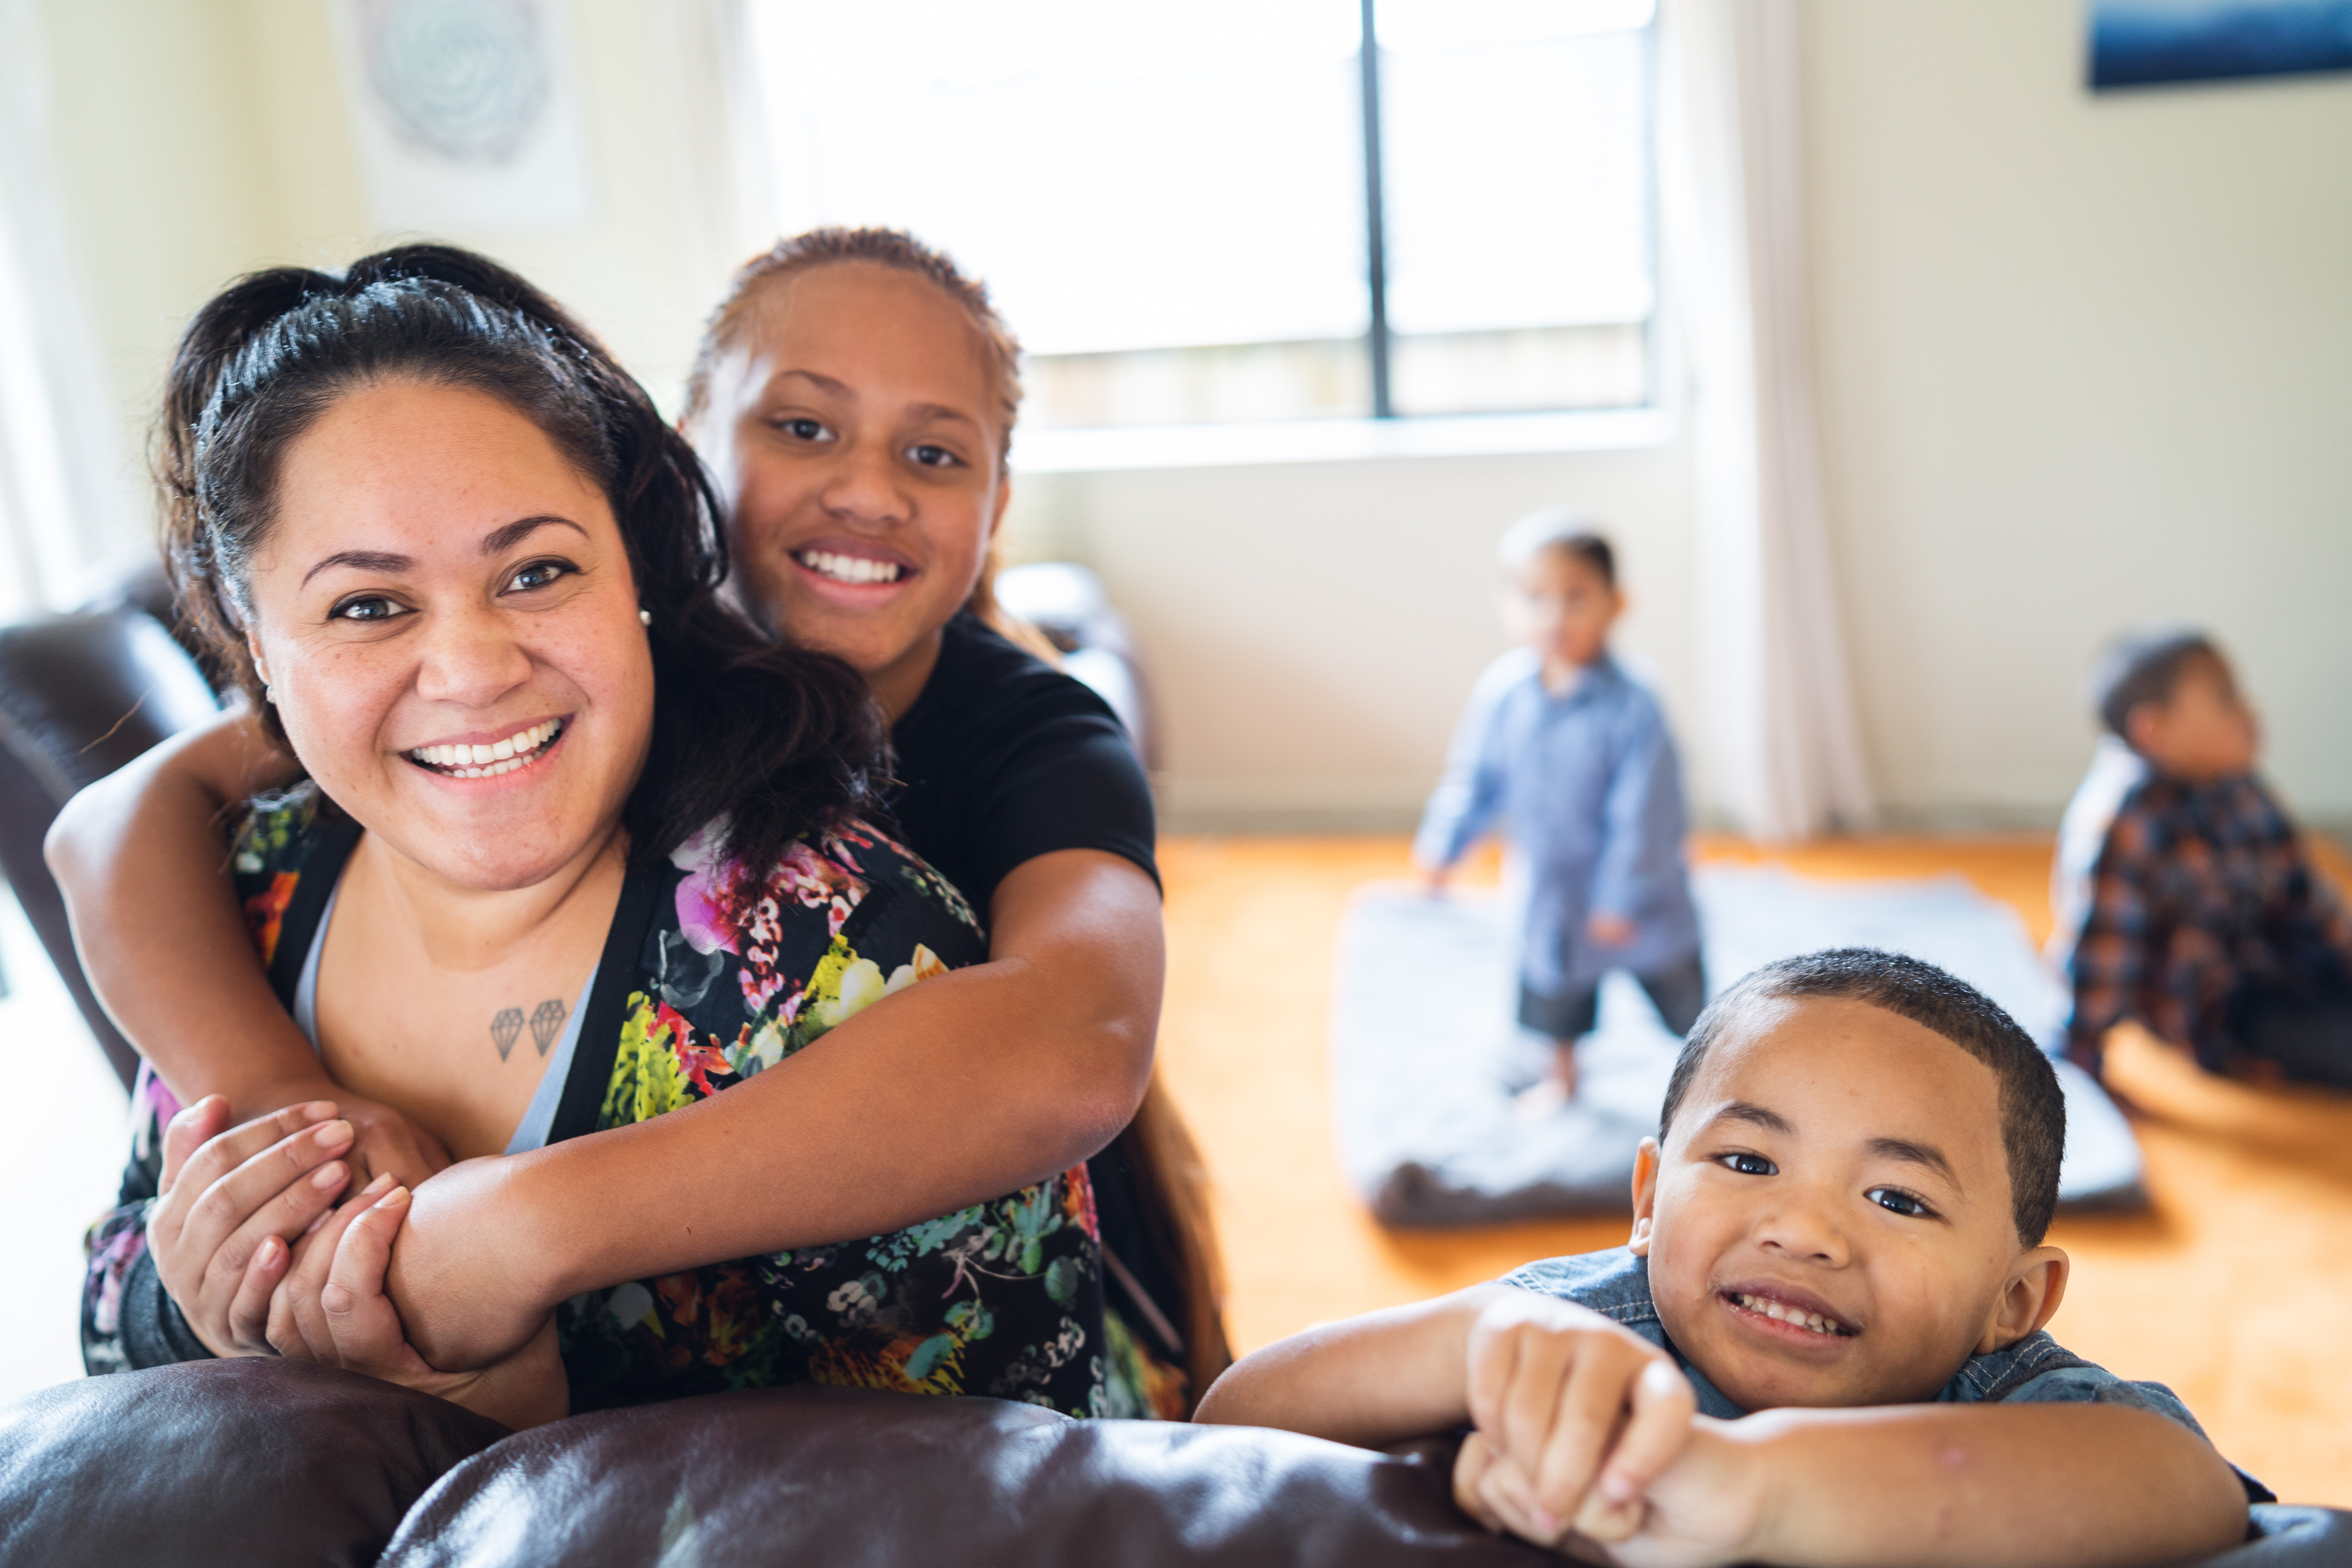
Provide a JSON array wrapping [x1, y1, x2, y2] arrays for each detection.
[[638, 608, 651, 626]]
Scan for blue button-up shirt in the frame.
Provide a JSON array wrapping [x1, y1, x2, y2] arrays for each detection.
[[1414, 650, 1701, 996]]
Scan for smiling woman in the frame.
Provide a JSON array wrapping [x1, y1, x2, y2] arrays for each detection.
[[66, 246, 1114, 1424]]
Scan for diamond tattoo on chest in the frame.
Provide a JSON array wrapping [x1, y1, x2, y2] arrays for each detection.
[[490, 1000, 568, 1062]]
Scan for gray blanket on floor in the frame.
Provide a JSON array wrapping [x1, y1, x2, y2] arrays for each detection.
[[1331, 867, 2144, 1226]]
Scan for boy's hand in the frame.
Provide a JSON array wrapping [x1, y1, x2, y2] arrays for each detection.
[[1458, 1290, 1697, 1544], [1460, 1418, 1772, 1568], [1424, 863, 1452, 898], [1586, 912, 1636, 948]]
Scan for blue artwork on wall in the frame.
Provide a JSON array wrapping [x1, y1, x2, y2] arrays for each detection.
[[2089, 1, 2352, 88]]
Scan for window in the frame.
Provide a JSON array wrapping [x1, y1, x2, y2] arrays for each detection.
[[747, 0, 1656, 431]]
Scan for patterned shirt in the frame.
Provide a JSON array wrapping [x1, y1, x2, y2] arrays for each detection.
[[84, 789, 1175, 1418], [2055, 762, 2352, 1073]]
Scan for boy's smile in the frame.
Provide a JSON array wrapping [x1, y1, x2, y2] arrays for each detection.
[[1631, 996, 2068, 1413]]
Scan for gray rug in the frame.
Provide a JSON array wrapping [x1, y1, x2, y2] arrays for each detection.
[[1331, 866, 2144, 1226]]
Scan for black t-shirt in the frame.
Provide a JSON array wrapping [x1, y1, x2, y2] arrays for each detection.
[[887, 612, 1159, 907], [887, 613, 1188, 1373]]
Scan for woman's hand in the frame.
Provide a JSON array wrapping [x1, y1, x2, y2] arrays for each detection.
[[147, 1095, 363, 1358], [269, 1179, 569, 1429]]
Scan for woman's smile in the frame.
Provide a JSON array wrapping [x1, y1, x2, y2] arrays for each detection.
[[404, 715, 570, 782]]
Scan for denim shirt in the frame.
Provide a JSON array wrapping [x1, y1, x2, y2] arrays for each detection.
[[1414, 651, 1701, 995], [1503, 1248, 2270, 1502]]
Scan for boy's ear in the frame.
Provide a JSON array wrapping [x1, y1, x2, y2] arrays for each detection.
[[1978, 1245, 2069, 1355], [1628, 1136, 1661, 1256], [2123, 702, 2166, 757]]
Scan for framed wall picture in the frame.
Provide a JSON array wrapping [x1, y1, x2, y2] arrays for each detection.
[[2089, 1, 2352, 89]]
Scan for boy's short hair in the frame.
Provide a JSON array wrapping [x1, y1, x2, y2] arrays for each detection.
[[1498, 506, 1615, 589], [1658, 949, 2066, 1246], [2089, 627, 2221, 739]]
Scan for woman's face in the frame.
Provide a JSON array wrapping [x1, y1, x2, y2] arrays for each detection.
[[243, 377, 654, 892], [691, 261, 1011, 713]]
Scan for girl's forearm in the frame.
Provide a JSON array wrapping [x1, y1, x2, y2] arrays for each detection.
[[46, 710, 319, 1111], [1735, 1403, 2247, 1568]]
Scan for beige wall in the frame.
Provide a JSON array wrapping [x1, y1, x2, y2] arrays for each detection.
[[1803, 0, 2352, 825], [33, 1, 2352, 826]]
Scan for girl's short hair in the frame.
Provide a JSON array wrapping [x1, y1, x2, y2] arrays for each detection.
[[160, 243, 880, 876]]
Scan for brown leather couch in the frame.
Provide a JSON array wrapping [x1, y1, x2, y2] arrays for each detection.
[[3, 1360, 2345, 1568]]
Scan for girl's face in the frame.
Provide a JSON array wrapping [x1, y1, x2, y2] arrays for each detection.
[[691, 261, 1011, 714], [243, 377, 654, 892]]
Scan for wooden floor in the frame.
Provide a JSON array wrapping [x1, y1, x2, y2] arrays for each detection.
[[1154, 834, 2352, 1506]]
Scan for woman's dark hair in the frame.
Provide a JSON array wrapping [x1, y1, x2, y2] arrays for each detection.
[[159, 243, 881, 874], [1657, 949, 2066, 1247]]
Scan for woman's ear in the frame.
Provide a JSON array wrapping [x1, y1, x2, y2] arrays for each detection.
[[1628, 1136, 1661, 1256], [1978, 1245, 2069, 1354]]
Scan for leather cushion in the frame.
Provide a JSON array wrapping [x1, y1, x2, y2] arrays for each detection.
[[380, 1386, 1548, 1567], [0, 1360, 507, 1568]]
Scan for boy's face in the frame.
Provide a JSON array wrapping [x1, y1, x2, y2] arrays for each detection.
[[1631, 997, 2066, 1412], [2129, 651, 2259, 784], [1501, 547, 1621, 673]]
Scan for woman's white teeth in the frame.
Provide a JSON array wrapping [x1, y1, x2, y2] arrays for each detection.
[[797, 549, 903, 585], [1733, 1294, 1850, 1336], [410, 719, 561, 778]]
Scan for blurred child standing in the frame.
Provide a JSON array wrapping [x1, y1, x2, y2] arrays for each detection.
[[1415, 509, 1703, 1111]]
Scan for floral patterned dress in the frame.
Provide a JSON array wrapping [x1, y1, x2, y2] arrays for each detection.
[[83, 789, 1137, 1417]]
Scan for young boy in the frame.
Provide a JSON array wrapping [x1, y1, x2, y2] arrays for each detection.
[[1198, 951, 2261, 1565], [1415, 510, 1703, 1107], [2051, 628, 2352, 1087]]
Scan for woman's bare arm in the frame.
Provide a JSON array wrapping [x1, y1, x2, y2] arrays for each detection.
[[44, 708, 450, 1184], [389, 847, 1164, 1367]]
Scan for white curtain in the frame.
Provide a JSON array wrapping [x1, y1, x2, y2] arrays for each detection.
[[0, 0, 144, 619], [1661, 0, 1873, 841]]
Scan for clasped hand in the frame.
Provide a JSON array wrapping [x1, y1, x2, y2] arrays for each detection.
[[1450, 1294, 1768, 1566], [146, 1095, 564, 1425]]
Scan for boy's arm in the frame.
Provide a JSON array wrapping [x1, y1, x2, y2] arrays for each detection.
[[44, 709, 448, 1186], [1193, 1284, 1512, 1445], [2064, 809, 2157, 1074], [1666, 1401, 2247, 1568], [1414, 668, 1513, 875]]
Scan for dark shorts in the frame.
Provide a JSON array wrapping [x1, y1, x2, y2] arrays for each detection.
[[2225, 978, 2352, 1088], [1519, 953, 1707, 1043]]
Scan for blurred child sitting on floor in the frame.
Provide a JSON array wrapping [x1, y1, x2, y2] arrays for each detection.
[[2051, 627, 2352, 1088], [1415, 509, 1703, 1111]]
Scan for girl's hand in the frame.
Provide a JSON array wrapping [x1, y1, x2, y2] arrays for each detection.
[[147, 1096, 361, 1358], [380, 1154, 557, 1370], [237, 1077, 455, 1190], [269, 1179, 568, 1428]]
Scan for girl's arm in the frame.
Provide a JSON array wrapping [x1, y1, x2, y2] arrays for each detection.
[[385, 847, 1164, 1369], [45, 710, 451, 1186]]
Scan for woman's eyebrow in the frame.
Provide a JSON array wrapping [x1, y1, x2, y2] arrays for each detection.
[[301, 549, 411, 587], [481, 515, 589, 555], [1868, 1136, 1961, 1189]]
